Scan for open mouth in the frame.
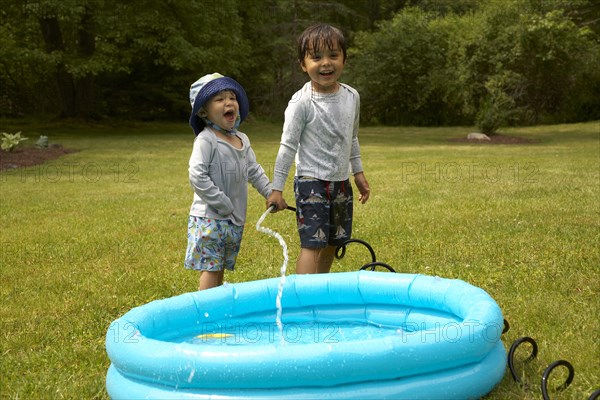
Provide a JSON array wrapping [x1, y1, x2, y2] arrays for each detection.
[[224, 110, 236, 122], [320, 71, 334, 77]]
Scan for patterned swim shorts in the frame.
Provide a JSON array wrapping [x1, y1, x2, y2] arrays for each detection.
[[294, 176, 353, 249], [184, 216, 244, 271]]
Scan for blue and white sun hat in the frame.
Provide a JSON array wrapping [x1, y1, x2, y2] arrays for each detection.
[[189, 73, 249, 136]]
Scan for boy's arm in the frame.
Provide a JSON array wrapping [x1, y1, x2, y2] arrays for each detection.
[[272, 96, 306, 191], [246, 144, 272, 198], [270, 94, 306, 211], [349, 88, 364, 176], [351, 89, 369, 204], [353, 172, 370, 204], [241, 135, 286, 211]]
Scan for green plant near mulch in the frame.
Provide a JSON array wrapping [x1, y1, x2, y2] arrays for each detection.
[[1, 131, 28, 152], [0, 119, 598, 398]]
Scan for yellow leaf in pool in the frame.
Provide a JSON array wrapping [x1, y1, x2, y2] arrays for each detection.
[[195, 333, 233, 339]]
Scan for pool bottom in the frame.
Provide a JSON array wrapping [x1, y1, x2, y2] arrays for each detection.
[[107, 340, 506, 399]]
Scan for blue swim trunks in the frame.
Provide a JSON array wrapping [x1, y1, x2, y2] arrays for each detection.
[[184, 216, 244, 271], [294, 176, 353, 249]]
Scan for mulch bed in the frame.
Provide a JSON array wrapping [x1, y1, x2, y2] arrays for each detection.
[[448, 134, 541, 144], [0, 145, 79, 171]]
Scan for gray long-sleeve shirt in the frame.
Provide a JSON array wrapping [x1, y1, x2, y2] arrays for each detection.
[[272, 82, 364, 191], [188, 128, 271, 226]]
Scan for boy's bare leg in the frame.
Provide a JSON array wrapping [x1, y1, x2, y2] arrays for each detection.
[[198, 270, 224, 290], [296, 248, 318, 274], [296, 246, 336, 274]]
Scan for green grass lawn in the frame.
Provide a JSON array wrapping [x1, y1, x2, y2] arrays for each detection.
[[1, 119, 598, 398]]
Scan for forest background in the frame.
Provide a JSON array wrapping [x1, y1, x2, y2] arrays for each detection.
[[1, 0, 599, 130]]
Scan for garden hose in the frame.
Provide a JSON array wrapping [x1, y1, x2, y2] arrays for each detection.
[[507, 336, 582, 399]]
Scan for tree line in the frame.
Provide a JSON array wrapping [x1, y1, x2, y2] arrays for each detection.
[[1, 0, 598, 128]]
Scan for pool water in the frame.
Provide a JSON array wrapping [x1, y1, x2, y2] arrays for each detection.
[[180, 321, 403, 346]]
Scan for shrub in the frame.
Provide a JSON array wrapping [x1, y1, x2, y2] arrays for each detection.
[[1, 132, 28, 152]]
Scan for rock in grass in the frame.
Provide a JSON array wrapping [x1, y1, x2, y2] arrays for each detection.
[[467, 132, 491, 141], [36, 135, 49, 148]]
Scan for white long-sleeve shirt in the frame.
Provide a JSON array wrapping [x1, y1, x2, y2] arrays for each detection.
[[272, 82, 364, 191], [188, 128, 271, 226]]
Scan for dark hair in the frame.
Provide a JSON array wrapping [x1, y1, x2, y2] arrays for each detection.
[[297, 24, 347, 63]]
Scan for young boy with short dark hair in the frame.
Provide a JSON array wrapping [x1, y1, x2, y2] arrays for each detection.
[[268, 24, 371, 274]]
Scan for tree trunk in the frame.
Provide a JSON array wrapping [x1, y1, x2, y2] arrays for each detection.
[[38, 16, 77, 118], [38, 7, 97, 119], [75, 7, 97, 118]]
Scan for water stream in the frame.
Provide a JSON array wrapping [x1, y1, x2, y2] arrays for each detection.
[[256, 206, 289, 343]]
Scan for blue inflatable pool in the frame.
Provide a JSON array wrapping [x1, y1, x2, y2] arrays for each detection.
[[106, 271, 506, 399]]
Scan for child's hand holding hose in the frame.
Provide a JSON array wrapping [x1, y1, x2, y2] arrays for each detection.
[[267, 190, 289, 212]]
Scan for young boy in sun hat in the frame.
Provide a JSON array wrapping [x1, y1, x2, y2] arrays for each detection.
[[185, 73, 272, 290], [267, 24, 371, 274]]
